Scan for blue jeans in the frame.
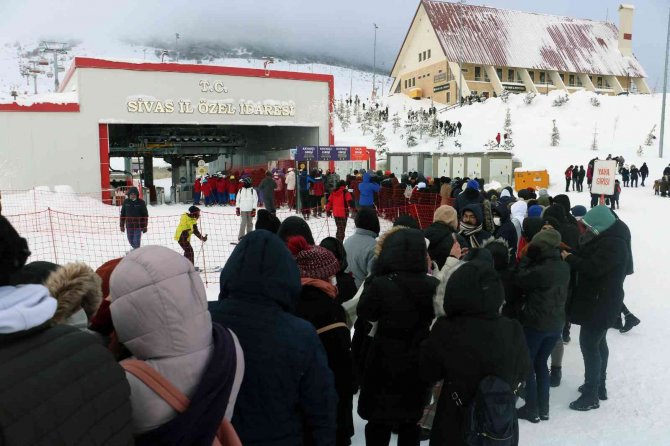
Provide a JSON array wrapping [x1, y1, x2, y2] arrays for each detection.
[[193, 191, 201, 204], [524, 327, 561, 411], [126, 228, 142, 249]]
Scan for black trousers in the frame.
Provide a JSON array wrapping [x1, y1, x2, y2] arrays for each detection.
[[365, 422, 420, 446], [334, 216, 347, 242], [579, 326, 609, 398], [565, 177, 571, 192], [178, 233, 194, 264]]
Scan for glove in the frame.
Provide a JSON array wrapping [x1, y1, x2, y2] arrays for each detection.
[[142, 228, 147, 234], [202, 235, 208, 242], [251, 209, 256, 218], [236, 208, 240, 216], [120, 226, 125, 233], [326, 210, 332, 217]]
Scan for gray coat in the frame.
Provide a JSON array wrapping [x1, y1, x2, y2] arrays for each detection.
[[110, 246, 228, 434], [344, 228, 378, 287]]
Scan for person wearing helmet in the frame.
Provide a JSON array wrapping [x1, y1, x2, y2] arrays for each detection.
[[236, 178, 258, 241], [174, 206, 207, 264]]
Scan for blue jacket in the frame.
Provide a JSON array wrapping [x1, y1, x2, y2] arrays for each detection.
[[209, 230, 337, 446], [358, 173, 380, 207]]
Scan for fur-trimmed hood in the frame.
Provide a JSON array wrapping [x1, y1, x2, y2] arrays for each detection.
[[46, 262, 102, 325]]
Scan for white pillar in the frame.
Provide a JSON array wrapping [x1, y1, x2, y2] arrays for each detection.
[[605, 75, 624, 95], [448, 61, 471, 97], [618, 4, 635, 57], [484, 65, 504, 96], [633, 77, 652, 94], [548, 70, 568, 93], [578, 73, 596, 92], [518, 68, 539, 94]]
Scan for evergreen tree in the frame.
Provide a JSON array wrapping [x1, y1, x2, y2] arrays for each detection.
[[590, 96, 601, 107], [646, 124, 657, 146], [429, 113, 440, 137], [551, 119, 560, 147], [524, 92, 536, 105], [418, 112, 430, 140], [500, 90, 510, 103], [504, 107, 513, 135], [373, 125, 388, 153], [360, 111, 373, 135], [405, 120, 418, 148], [591, 126, 599, 151], [340, 102, 351, 132], [391, 112, 402, 134]]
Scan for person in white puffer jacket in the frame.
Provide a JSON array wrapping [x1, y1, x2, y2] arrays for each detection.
[[235, 177, 258, 241]]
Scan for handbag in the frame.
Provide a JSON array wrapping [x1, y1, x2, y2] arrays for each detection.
[[122, 360, 241, 446]]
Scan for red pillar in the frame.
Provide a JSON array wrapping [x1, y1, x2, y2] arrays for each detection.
[[98, 124, 111, 204]]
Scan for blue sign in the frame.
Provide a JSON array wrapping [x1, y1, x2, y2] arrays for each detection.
[[295, 146, 318, 161]]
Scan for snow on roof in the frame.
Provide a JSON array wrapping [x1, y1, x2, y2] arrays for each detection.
[[0, 91, 79, 106], [422, 0, 646, 78]]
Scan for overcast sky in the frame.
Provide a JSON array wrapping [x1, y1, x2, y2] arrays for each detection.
[[0, 0, 667, 88]]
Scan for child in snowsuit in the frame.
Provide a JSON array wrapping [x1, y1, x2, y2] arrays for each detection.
[[174, 206, 207, 264], [227, 175, 238, 205]]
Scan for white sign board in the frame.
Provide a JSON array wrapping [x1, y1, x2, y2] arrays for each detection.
[[591, 160, 617, 195]]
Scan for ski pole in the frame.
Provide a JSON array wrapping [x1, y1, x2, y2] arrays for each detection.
[[201, 235, 209, 285]]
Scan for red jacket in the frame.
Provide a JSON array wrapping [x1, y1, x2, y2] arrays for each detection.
[[193, 179, 202, 193], [311, 177, 325, 196], [201, 180, 212, 196], [326, 186, 353, 218], [565, 168, 573, 179], [228, 178, 238, 194], [217, 178, 228, 193], [209, 177, 218, 192]]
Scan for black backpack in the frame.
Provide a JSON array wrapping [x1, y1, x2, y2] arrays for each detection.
[[452, 375, 518, 446]]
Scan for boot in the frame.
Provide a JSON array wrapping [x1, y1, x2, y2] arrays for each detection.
[[570, 394, 600, 411], [517, 404, 540, 423], [620, 314, 640, 333], [578, 384, 608, 401], [612, 315, 624, 330], [550, 366, 562, 388], [539, 402, 550, 421]]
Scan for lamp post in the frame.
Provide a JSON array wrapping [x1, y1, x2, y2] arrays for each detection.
[[660, 7, 670, 158], [458, 0, 466, 107], [372, 23, 379, 100], [175, 33, 180, 62]]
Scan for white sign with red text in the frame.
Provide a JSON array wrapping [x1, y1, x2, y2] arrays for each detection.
[[591, 160, 617, 195]]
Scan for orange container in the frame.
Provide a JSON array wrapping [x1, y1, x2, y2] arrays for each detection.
[[514, 170, 549, 191]]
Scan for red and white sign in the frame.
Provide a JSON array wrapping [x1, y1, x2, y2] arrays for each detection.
[[591, 160, 617, 195]]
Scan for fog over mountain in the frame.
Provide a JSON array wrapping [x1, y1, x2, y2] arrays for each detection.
[[0, 0, 664, 84]]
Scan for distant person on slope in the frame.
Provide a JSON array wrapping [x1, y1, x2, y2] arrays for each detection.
[[120, 186, 148, 250], [639, 163, 649, 186]]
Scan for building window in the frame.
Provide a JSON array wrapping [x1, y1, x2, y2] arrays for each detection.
[[423, 51, 427, 61], [539, 72, 546, 84], [577, 76, 583, 87], [474, 66, 481, 81], [528, 71, 535, 82], [569, 74, 575, 86], [428, 49, 431, 59], [508, 69, 515, 82], [559, 73, 565, 82], [496, 68, 503, 81], [419, 53, 422, 62], [597, 77, 603, 88]]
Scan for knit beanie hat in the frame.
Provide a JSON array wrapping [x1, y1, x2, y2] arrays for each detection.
[[528, 205, 544, 218], [467, 179, 480, 190], [583, 205, 616, 235], [522, 217, 544, 240], [538, 188, 549, 198], [433, 205, 458, 229], [537, 195, 551, 207], [394, 215, 420, 229], [531, 227, 562, 251], [541, 216, 561, 231], [287, 236, 339, 281], [571, 205, 587, 218], [9, 261, 60, 286], [355, 208, 380, 235], [255, 209, 281, 234], [0, 216, 31, 286]]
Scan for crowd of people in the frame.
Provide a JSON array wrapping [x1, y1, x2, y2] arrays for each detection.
[[0, 169, 642, 446]]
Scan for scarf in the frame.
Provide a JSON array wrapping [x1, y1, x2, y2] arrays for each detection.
[[459, 222, 484, 248], [134, 323, 241, 446], [301, 278, 338, 299]]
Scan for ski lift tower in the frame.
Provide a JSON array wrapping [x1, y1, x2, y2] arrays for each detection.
[[39, 41, 69, 91]]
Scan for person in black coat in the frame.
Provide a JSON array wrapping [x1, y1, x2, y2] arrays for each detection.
[[120, 186, 148, 249], [420, 248, 530, 446], [455, 180, 483, 213], [288, 236, 355, 446], [541, 204, 579, 250], [639, 162, 649, 186], [320, 237, 358, 304], [0, 216, 133, 446], [210, 230, 337, 445], [514, 229, 570, 422], [561, 206, 629, 411], [492, 201, 518, 260], [629, 165, 640, 188], [424, 205, 466, 269], [458, 203, 493, 249], [357, 227, 439, 446]]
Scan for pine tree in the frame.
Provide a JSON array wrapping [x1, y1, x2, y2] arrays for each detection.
[[340, 103, 351, 132], [360, 111, 373, 135], [646, 124, 657, 146], [591, 125, 599, 151], [500, 90, 510, 103], [418, 112, 430, 140], [551, 119, 560, 147], [391, 112, 401, 134], [637, 145, 644, 157], [429, 113, 440, 137], [504, 107, 512, 135], [373, 125, 388, 152], [524, 92, 536, 105], [405, 120, 418, 148], [590, 96, 601, 107]]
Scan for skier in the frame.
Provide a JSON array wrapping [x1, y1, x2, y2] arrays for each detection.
[[173, 206, 207, 264], [639, 162, 649, 186], [119, 187, 148, 250], [564, 165, 573, 192], [495, 132, 501, 147], [236, 177, 258, 241]]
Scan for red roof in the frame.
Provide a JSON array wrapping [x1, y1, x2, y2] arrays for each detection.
[[422, 0, 646, 77]]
